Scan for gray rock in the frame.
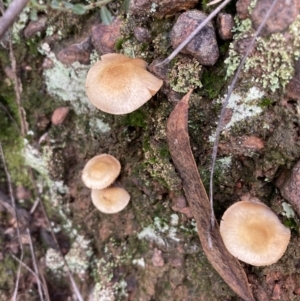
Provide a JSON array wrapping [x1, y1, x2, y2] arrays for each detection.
[[217, 13, 234, 40], [24, 15, 47, 38], [56, 38, 92, 65], [277, 160, 300, 217], [170, 10, 219, 66], [91, 18, 122, 55], [286, 59, 300, 100], [251, 0, 298, 37]]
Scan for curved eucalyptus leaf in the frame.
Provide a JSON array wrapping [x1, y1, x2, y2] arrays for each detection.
[[100, 6, 113, 25]]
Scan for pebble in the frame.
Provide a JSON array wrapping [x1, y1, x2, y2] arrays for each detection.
[[91, 18, 122, 55], [24, 15, 47, 38], [151, 248, 164, 267], [217, 13, 234, 40], [236, 0, 251, 20], [133, 27, 151, 42], [170, 10, 219, 66], [130, 0, 198, 18], [241, 136, 265, 150], [51, 107, 70, 126], [251, 0, 298, 37], [286, 59, 300, 100], [56, 38, 92, 65], [277, 160, 300, 217]]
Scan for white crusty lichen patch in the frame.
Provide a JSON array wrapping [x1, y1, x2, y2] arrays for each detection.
[[39, 43, 102, 117], [209, 86, 264, 142], [45, 235, 92, 276], [138, 214, 180, 247]]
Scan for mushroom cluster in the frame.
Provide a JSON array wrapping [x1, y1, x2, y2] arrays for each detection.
[[82, 154, 130, 214], [220, 199, 290, 266], [85, 53, 163, 114]]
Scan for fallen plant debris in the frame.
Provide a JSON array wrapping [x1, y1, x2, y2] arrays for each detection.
[[166, 90, 254, 301]]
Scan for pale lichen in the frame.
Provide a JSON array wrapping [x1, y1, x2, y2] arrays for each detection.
[[169, 56, 203, 93], [209, 86, 264, 142], [137, 215, 180, 247], [225, 15, 300, 92], [45, 235, 92, 276]]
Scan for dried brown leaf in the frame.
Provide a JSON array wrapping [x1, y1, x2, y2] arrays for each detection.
[[166, 90, 254, 301]]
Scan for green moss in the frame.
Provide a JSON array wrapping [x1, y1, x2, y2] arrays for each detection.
[[201, 66, 227, 99], [125, 110, 147, 128], [259, 97, 273, 108], [115, 38, 124, 51]]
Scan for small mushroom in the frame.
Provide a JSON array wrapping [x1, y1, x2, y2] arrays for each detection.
[[220, 200, 290, 266], [91, 187, 130, 214], [82, 154, 121, 189], [85, 53, 163, 114]]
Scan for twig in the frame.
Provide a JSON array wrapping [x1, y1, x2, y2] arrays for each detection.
[[0, 102, 20, 133], [36, 195, 84, 301], [9, 38, 28, 136], [157, 0, 232, 66], [0, 143, 24, 301], [11, 253, 44, 291], [209, 0, 281, 227], [27, 228, 44, 301], [0, 0, 29, 39], [30, 0, 112, 13]]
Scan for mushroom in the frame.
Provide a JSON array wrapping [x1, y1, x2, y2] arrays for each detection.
[[220, 200, 291, 266], [85, 53, 163, 114], [91, 186, 130, 214], [82, 154, 121, 189]]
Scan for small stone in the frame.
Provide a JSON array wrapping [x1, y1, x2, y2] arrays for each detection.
[[42, 57, 54, 69], [130, 0, 198, 18], [294, 287, 300, 295], [286, 59, 300, 100], [236, 0, 251, 20], [133, 27, 151, 42], [241, 136, 265, 150], [170, 10, 219, 66], [277, 160, 300, 217], [151, 248, 164, 267], [272, 283, 281, 300], [56, 38, 92, 65], [24, 15, 47, 38], [217, 13, 234, 40], [251, 0, 298, 37], [51, 107, 70, 126], [91, 18, 122, 55]]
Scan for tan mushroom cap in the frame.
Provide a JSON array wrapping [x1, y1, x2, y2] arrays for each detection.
[[91, 187, 130, 214], [220, 200, 291, 266], [82, 154, 121, 189], [85, 53, 163, 114]]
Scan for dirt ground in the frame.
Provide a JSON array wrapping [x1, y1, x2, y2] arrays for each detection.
[[1, 0, 300, 300]]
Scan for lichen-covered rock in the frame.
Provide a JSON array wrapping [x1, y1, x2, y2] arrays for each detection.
[[56, 38, 92, 65], [217, 13, 234, 40], [225, 14, 300, 92], [24, 15, 47, 38], [91, 18, 122, 55], [129, 0, 198, 18], [170, 10, 219, 66], [251, 0, 298, 36], [277, 161, 300, 217], [286, 59, 300, 100]]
